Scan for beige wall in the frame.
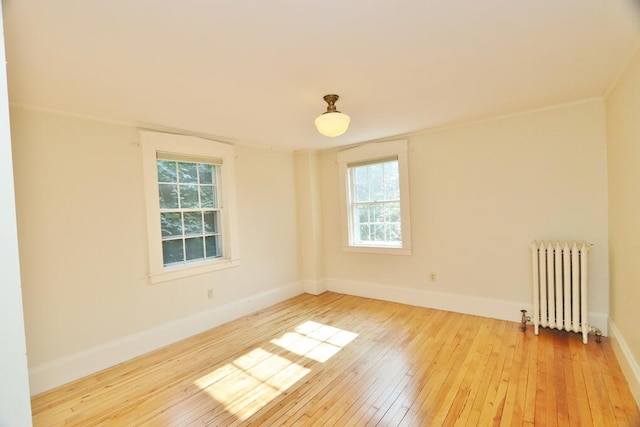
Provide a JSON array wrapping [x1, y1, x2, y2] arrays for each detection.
[[10, 107, 300, 393], [294, 150, 326, 294], [606, 47, 640, 403], [319, 100, 610, 325]]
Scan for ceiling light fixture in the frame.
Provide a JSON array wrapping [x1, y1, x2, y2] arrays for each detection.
[[315, 94, 350, 137]]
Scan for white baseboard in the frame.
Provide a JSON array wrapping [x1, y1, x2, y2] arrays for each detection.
[[608, 320, 640, 406], [302, 279, 328, 295], [326, 278, 608, 335], [29, 278, 611, 397], [28, 281, 304, 396]]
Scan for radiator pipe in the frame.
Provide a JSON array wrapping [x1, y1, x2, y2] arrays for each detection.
[[520, 309, 531, 332]]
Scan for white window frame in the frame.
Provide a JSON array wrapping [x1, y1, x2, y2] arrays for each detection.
[[141, 131, 240, 283], [337, 140, 412, 255]]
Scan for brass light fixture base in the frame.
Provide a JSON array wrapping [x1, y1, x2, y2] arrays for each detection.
[[323, 94, 340, 113]]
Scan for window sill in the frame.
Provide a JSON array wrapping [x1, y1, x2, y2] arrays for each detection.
[[342, 245, 412, 256], [149, 259, 240, 284]]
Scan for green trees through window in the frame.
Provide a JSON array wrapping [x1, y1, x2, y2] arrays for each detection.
[[349, 160, 402, 245], [157, 160, 222, 266]]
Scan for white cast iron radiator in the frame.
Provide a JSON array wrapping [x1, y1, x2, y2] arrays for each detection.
[[530, 241, 591, 344]]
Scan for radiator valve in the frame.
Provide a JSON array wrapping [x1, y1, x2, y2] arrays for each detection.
[[590, 327, 603, 344]]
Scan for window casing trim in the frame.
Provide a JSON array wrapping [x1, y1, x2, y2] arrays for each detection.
[[337, 140, 412, 255], [141, 131, 240, 283]]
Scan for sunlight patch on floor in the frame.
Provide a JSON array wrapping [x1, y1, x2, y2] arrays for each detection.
[[194, 348, 310, 420], [193, 320, 358, 421], [271, 320, 359, 363]]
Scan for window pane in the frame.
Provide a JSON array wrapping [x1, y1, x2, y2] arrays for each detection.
[[204, 211, 218, 233], [355, 182, 368, 202], [198, 164, 214, 184], [353, 167, 369, 202], [372, 203, 384, 222], [179, 185, 199, 208], [185, 237, 204, 261], [357, 205, 369, 224], [354, 166, 367, 185], [369, 164, 384, 201], [158, 184, 179, 209], [183, 212, 203, 236], [387, 223, 402, 242], [383, 160, 398, 175], [384, 161, 400, 200], [206, 235, 221, 258], [200, 186, 216, 208], [162, 239, 184, 265], [178, 162, 198, 184], [359, 224, 370, 242], [373, 224, 385, 241], [160, 212, 182, 237], [384, 202, 401, 223], [157, 160, 177, 183]]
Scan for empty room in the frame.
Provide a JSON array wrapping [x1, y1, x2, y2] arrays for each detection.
[[1, 1, 640, 426]]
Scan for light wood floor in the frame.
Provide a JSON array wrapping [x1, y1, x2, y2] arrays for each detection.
[[32, 292, 640, 426]]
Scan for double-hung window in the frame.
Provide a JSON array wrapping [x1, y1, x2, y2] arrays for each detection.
[[156, 156, 222, 265], [141, 131, 239, 283], [337, 140, 412, 255]]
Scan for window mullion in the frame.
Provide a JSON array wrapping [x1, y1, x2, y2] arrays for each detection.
[[180, 212, 186, 263], [196, 164, 202, 210]]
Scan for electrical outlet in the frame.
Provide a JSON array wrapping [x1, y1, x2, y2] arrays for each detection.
[[430, 272, 437, 282], [207, 288, 214, 299]]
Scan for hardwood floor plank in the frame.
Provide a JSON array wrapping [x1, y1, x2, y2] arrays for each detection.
[[522, 328, 540, 426], [603, 341, 640, 426], [568, 335, 595, 427], [30, 293, 640, 426], [296, 304, 413, 424], [575, 336, 608, 427], [465, 319, 508, 426], [475, 320, 512, 426], [498, 325, 527, 427], [344, 307, 431, 426], [370, 309, 451, 426], [396, 313, 471, 425], [586, 342, 618, 426], [544, 331, 559, 427], [597, 341, 635, 426], [453, 319, 499, 427], [560, 332, 581, 426], [436, 317, 495, 425]]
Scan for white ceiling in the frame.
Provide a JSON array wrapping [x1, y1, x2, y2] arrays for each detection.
[[3, 1, 639, 150]]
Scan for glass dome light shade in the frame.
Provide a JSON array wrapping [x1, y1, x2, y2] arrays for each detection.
[[315, 111, 351, 137]]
